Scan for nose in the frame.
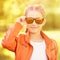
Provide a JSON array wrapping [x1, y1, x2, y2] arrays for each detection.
[[32, 20, 36, 25]]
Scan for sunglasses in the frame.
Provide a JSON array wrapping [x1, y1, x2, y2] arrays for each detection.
[[25, 17, 44, 24]]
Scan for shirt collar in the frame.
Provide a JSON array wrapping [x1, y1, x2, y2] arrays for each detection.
[[24, 30, 52, 46]]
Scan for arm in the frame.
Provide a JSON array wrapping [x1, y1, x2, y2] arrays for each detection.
[[2, 22, 22, 52], [1, 16, 26, 52], [53, 40, 58, 60], [55, 41, 58, 60]]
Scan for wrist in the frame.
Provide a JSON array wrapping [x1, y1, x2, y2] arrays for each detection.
[[16, 22, 23, 29]]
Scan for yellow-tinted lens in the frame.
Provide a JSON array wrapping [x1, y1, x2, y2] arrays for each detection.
[[35, 18, 44, 24], [25, 17, 33, 24]]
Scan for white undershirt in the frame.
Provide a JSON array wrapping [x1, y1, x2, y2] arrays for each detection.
[[30, 40, 47, 60]]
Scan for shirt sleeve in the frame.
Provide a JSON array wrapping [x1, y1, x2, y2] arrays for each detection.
[[54, 40, 58, 60], [1, 22, 23, 52]]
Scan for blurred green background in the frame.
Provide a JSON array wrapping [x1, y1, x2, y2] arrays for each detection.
[[0, 0, 60, 60]]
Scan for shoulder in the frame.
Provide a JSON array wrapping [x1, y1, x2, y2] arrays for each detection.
[[51, 39, 57, 46], [49, 39, 58, 50]]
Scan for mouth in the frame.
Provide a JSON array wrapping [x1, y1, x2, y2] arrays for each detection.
[[30, 26, 38, 29]]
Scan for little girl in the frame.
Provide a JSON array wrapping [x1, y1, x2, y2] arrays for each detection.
[[2, 4, 58, 60]]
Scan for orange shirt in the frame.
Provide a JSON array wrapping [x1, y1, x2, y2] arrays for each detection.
[[2, 22, 58, 60]]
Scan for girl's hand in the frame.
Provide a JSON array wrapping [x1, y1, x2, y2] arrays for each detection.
[[16, 16, 26, 26]]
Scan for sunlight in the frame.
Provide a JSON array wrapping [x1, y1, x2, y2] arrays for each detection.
[[44, 30, 60, 40]]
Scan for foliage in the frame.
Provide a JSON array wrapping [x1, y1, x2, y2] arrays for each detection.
[[0, 0, 60, 31]]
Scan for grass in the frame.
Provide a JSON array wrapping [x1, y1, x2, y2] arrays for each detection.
[[0, 30, 60, 60]]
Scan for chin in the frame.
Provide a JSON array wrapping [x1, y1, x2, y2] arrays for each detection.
[[29, 29, 38, 34], [27, 27, 41, 34]]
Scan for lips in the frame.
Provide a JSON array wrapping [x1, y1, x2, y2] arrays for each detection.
[[30, 26, 37, 29]]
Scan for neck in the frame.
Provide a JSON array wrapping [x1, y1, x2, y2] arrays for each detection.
[[30, 31, 43, 42]]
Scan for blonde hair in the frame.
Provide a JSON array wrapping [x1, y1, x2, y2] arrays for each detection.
[[24, 4, 46, 18]]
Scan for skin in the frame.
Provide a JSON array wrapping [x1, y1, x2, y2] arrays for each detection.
[[25, 10, 46, 42], [17, 10, 46, 42]]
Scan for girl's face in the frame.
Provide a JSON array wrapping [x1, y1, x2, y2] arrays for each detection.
[[25, 10, 46, 34]]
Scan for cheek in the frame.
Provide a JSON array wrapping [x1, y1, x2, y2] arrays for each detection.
[[27, 24, 31, 29], [26, 24, 42, 32], [39, 25, 44, 30], [38, 25, 42, 28]]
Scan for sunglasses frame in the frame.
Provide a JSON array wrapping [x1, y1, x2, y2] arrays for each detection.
[[25, 17, 44, 24]]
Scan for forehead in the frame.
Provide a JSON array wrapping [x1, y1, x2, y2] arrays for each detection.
[[26, 10, 43, 18]]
